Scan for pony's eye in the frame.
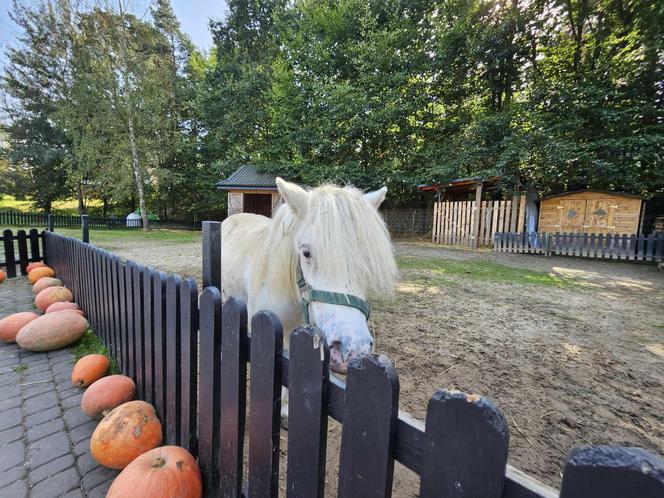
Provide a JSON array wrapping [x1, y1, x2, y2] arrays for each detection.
[[302, 249, 312, 259]]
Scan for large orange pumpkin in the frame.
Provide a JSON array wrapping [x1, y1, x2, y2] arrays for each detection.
[[35, 286, 73, 311], [32, 277, 63, 294], [26, 262, 46, 273], [28, 266, 55, 283], [0, 312, 39, 343], [81, 375, 136, 419], [0, 269, 6, 283], [106, 446, 202, 498], [91, 400, 163, 470], [46, 301, 84, 316], [15, 311, 88, 351], [72, 354, 109, 387]]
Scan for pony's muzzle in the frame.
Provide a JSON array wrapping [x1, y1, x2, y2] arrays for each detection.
[[329, 338, 373, 374]]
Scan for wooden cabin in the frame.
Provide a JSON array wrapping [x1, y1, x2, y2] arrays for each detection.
[[216, 165, 283, 218], [538, 190, 644, 235]]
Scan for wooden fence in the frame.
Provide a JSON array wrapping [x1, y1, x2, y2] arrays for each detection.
[[494, 232, 664, 262], [32, 226, 664, 497], [0, 211, 164, 229], [0, 228, 45, 277], [433, 195, 527, 247]]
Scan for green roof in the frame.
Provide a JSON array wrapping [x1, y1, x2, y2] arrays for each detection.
[[216, 165, 279, 191]]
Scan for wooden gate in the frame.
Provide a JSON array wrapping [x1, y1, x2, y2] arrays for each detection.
[[432, 195, 526, 247]]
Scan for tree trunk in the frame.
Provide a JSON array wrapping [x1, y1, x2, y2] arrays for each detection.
[[77, 182, 86, 215], [127, 112, 150, 231]]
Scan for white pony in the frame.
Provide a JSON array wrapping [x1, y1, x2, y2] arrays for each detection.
[[221, 178, 396, 373]]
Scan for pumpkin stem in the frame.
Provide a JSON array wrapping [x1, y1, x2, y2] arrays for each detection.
[[152, 457, 166, 468]]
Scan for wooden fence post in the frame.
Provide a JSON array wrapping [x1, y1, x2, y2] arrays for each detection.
[[420, 390, 509, 498], [48, 214, 54, 232], [560, 446, 664, 498], [472, 183, 483, 248], [202, 221, 222, 290], [81, 215, 89, 243]]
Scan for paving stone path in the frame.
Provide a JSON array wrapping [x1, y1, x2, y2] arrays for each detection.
[[0, 277, 118, 497]]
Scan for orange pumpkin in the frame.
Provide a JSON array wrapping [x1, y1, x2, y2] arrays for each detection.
[[72, 354, 109, 387], [28, 266, 55, 283], [106, 446, 202, 498], [0, 269, 6, 283], [46, 301, 83, 315], [0, 312, 39, 343], [26, 262, 46, 273], [81, 375, 136, 419], [16, 311, 88, 351], [35, 286, 73, 312], [33, 277, 63, 294], [91, 400, 163, 470]]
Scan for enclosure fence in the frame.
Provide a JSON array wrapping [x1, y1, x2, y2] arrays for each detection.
[[432, 196, 527, 247], [4, 225, 658, 498], [494, 231, 664, 262], [0, 211, 165, 229]]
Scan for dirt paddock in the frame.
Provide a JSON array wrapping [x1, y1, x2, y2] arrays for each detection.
[[91, 232, 664, 491]]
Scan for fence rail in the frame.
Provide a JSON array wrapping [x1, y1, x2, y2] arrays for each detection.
[[495, 232, 664, 262], [0, 211, 163, 229], [35, 228, 664, 497], [433, 196, 527, 247]]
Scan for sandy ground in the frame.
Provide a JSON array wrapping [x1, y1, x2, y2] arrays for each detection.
[[95, 236, 664, 492]]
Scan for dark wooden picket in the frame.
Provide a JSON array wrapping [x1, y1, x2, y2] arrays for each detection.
[[180, 277, 198, 455], [286, 326, 330, 498], [165, 274, 182, 445], [218, 297, 248, 498], [198, 287, 222, 496], [2, 228, 17, 277], [249, 311, 283, 498], [560, 446, 664, 498], [338, 355, 399, 498], [34, 229, 664, 498], [420, 391, 509, 498]]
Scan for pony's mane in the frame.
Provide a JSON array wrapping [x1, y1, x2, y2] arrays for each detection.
[[254, 183, 397, 303]]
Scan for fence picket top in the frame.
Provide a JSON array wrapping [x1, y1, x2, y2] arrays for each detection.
[[420, 390, 509, 498], [286, 325, 330, 498], [338, 354, 399, 498], [560, 446, 664, 498]]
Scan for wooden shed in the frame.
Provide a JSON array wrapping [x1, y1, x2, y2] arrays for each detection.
[[538, 190, 644, 235], [216, 165, 283, 218]]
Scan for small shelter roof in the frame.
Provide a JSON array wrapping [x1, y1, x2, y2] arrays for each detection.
[[417, 176, 499, 193], [539, 189, 643, 201], [216, 165, 279, 191]]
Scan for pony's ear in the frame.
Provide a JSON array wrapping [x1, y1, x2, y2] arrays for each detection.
[[364, 186, 387, 210], [276, 177, 308, 217]]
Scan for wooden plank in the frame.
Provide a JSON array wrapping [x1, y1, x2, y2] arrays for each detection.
[[28, 229, 41, 263], [656, 234, 664, 262], [286, 326, 330, 498], [560, 446, 664, 498], [472, 184, 483, 248], [81, 215, 89, 243], [637, 234, 645, 261], [645, 234, 655, 262], [153, 271, 168, 423], [497, 201, 505, 237], [198, 287, 223, 496], [165, 274, 182, 445], [3, 229, 16, 278], [143, 267, 155, 405], [248, 311, 283, 498], [132, 263, 145, 405], [510, 194, 519, 232], [202, 221, 222, 289], [420, 390, 509, 498], [477, 201, 486, 246], [338, 355, 399, 498], [517, 194, 526, 233], [180, 277, 199, 455], [16, 230, 29, 275], [124, 262, 135, 380], [218, 297, 248, 498], [432, 203, 439, 243], [111, 257, 121, 366], [442, 202, 449, 244]]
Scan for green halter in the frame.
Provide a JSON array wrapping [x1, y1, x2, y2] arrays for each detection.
[[296, 263, 371, 324]]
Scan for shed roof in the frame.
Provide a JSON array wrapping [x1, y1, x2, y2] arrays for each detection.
[[417, 176, 499, 192], [216, 165, 279, 191], [540, 189, 643, 201]]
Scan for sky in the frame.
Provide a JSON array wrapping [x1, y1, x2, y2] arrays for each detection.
[[0, 0, 226, 73]]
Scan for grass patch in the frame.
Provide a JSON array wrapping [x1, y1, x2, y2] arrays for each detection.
[[54, 227, 200, 246], [73, 329, 120, 374], [0, 195, 103, 215], [397, 255, 574, 287], [13, 363, 28, 373]]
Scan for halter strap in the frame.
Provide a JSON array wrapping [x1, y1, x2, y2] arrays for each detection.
[[296, 263, 371, 324]]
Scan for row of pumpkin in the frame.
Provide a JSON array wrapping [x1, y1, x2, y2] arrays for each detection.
[[0, 263, 203, 498]]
